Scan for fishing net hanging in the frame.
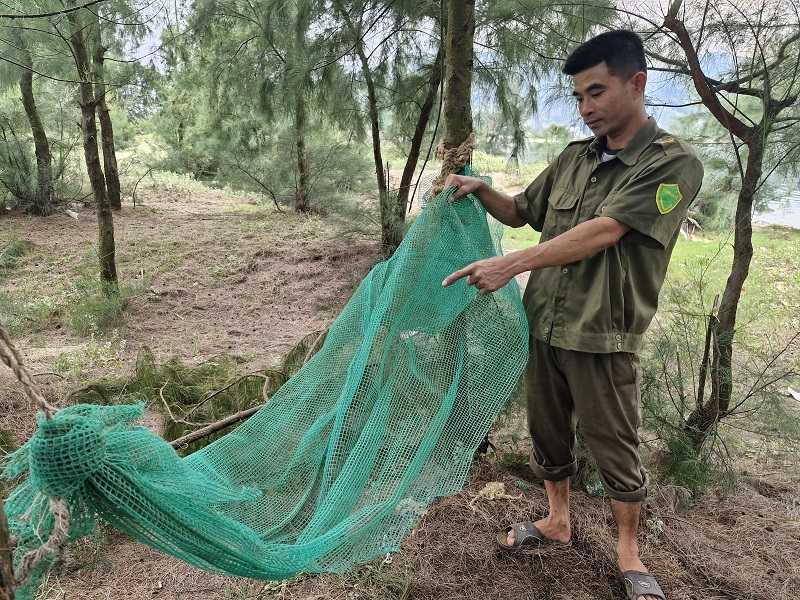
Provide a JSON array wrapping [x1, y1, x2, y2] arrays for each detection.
[[2, 173, 529, 598]]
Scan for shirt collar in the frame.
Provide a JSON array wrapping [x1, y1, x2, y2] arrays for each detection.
[[585, 117, 660, 166]]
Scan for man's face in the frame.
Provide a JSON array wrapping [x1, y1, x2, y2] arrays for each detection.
[[571, 62, 644, 143]]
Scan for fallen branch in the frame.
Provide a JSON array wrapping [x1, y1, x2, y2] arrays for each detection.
[[168, 374, 271, 449], [168, 405, 264, 449], [157, 382, 203, 427]]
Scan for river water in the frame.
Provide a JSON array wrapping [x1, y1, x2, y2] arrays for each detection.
[[754, 188, 800, 229]]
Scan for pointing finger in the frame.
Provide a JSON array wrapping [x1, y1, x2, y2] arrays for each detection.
[[442, 268, 468, 287]]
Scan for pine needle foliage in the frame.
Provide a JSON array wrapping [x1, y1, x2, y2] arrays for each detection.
[[640, 301, 800, 495], [65, 330, 329, 455]]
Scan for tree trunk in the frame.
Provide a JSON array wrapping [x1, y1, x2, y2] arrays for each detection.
[[69, 11, 118, 287], [686, 137, 762, 451], [396, 46, 443, 217], [92, 30, 122, 211], [16, 30, 53, 217], [441, 0, 475, 165], [0, 498, 14, 600], [294, 91, 311, 213], [354, 41, 397, 253]]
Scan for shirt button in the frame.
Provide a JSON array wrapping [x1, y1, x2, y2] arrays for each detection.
[[562, 268, 569, 275], [615, 334, 622, 341], [600, 206, 605, 212], [590, 176, 597, 183], [616, 343, 622, 350], [544, 326, 550, 333]]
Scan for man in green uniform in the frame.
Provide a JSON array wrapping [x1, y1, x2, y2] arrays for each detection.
[[442, 30, 703, 600]]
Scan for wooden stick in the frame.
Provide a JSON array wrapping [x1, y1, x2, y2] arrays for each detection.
[[168, 405, 264, 449], [0, 498, 15, 600]]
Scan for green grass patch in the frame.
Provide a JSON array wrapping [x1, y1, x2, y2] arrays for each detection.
[[0, 234, 34, 278], [666, 227, 800, 331], [53, 334, 127, 378], [0, 427, 17, 455], [0, 263, 148, 337], [332, 557, 413, 600], [502, 225, 540, 252], [66, 275, 147, 335]]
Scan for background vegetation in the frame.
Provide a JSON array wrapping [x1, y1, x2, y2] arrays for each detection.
[[0, 4, 799, 596]]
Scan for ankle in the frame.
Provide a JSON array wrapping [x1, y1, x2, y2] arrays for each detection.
[[544, 513, 570, 529]]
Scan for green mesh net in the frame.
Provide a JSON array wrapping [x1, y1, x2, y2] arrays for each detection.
[[2, 177, 529, 598]]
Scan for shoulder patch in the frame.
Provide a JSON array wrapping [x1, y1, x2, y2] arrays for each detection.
[[656, 183, 682, 214], [567, 136, 595, 146], [653, 134, 688, 156]]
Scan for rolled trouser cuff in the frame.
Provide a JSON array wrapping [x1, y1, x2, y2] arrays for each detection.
[[599, 469, 650, 502], [529, 455, 576, 482]]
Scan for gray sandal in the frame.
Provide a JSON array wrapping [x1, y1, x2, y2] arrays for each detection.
[[496, 521, 547, 550], [623, 571, 666, 600]]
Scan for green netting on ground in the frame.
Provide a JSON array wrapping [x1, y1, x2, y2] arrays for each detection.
[[2, 176, 529, 598]]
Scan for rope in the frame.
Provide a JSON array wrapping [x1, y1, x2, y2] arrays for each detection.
[[432, 130, 477, 196], [12, 498, 69, 588], [0, 321, 56, 420], [0, 319, 68, 588]]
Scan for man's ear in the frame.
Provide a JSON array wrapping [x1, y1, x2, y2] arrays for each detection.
[[631, 71, 647, 93]]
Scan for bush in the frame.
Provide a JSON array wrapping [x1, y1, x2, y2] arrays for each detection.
[[65, 270, 148, 336]]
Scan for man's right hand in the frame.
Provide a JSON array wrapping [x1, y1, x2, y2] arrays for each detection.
[[443, 174, 485, 202]]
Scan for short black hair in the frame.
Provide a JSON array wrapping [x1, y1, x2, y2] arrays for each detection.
[[563, 30, 647, 81]]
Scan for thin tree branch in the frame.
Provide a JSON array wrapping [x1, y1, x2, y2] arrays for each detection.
[[184, 373, 268, 418], [663, 2, 753, 143], [168, 405, 264, 449], [0, 0, 109, 20], [168, 373, 272, 449]]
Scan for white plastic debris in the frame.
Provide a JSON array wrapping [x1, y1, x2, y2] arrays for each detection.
[[65, 209, 79, 220]]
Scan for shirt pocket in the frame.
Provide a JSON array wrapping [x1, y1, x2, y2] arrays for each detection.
[[543, 188, 580, 237]]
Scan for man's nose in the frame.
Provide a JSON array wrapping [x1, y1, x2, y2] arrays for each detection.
[[580, 100, 594, 117]]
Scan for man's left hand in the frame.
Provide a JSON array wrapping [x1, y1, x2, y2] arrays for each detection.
[[442, 255, 516, 295]]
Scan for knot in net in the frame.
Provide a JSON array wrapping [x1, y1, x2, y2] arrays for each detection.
[[28, 413, 105, 498]]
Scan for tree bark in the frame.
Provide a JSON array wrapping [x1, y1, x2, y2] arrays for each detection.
[[0, 498, 14, 600], [664, 4, 776, 452], [69, 11, 118, 287], [294, 91, 311, 213], [354, 41, 397, 253], [91, 27, 122, 211], [15, 30, 53, 217], [441, 0, 475, 161], [396, 46, 443, 218], [686, 138, 762, 451], [333, 1, 400, 253]]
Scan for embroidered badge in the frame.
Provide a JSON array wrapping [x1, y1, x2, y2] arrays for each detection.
[[656, 183, 682, 214], [657, 136, 676, 144]]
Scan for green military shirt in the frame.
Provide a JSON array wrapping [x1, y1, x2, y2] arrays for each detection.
[[514, 117, 704, 353]]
